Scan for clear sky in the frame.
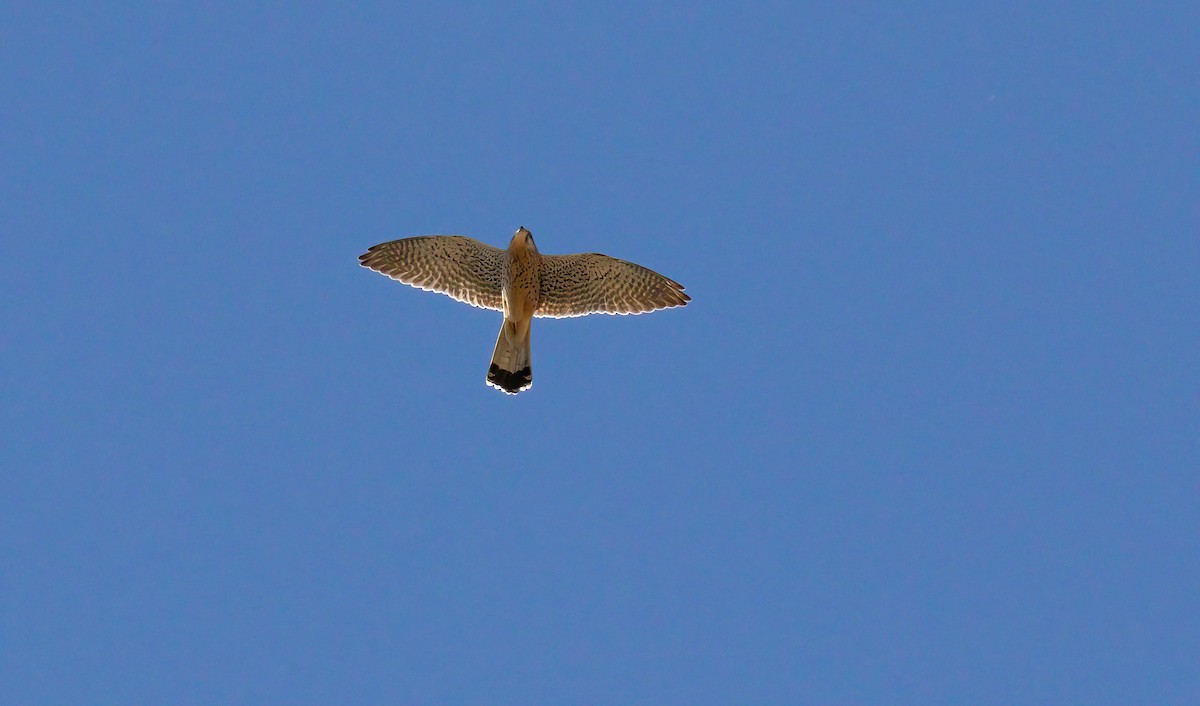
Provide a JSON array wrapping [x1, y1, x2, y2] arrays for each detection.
[[2, 3, 1196, 704]]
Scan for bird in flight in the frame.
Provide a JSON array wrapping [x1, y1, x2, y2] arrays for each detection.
[[359, 227, 689, 394]]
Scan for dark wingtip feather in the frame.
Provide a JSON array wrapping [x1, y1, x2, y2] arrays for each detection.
[[359, 241, 392, 266]]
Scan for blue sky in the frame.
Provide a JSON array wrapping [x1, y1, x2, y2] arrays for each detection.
[[2, 3, 1197, 704]]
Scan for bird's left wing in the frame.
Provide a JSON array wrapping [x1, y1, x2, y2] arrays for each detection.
[[359, 235, 505, 311], [535, 252, 690, 318]]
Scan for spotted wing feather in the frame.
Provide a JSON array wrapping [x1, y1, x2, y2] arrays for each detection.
[[535, 253, 690, 318], [359, 235, 505, 311]]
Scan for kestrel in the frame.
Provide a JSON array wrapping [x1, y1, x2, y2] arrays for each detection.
[[359, 227, 689, 394]]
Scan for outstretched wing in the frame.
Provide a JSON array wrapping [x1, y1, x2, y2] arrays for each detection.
[[359, 235, 505, 311], [535, 253, 690, 318]]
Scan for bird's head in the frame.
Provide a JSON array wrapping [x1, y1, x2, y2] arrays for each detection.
[[511, 227, 538, 254]]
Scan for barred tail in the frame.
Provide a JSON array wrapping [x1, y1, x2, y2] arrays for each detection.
[[486, 320, 532, 394]]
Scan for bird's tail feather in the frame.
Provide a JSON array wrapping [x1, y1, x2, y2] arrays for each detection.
[[487, 321, 532, 394]]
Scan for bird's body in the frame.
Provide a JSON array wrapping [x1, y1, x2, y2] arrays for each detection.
[[359, 227, 689, 394], [490, 230, 540, 392]]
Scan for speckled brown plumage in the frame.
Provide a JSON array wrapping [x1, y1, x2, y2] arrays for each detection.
[[359, 228, 689, 394], [535, 253, 690, 317], [357, 235, 505, 311]]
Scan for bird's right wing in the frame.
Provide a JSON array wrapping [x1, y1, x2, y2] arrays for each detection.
[[359, 235, 505, 311], [535, 253, 690, 318]]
